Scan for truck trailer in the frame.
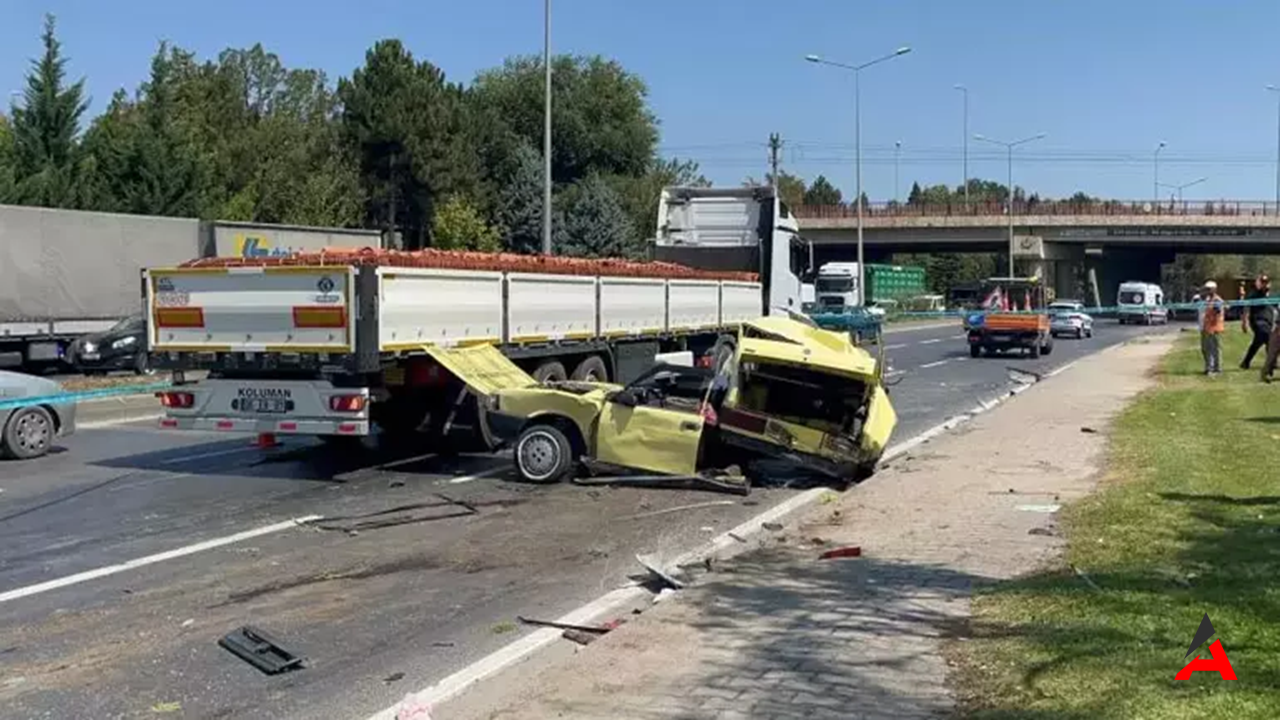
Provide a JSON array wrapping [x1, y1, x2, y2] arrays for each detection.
[[146, 186, 815, 449]]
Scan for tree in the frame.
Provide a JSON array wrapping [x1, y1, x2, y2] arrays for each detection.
[[9, 14, 88, 208], [907, 181, 923, 205], [745, 171, 806, 210], [803, 175, 842, 206], [496, 143, 552, 254], [470, 55, 658, 187], [608, 156, 709, 246], [559, 174, 637, 259], [339, 39, 478, 247], [0, 113, 16, 203], [431, 195, 502, 251]]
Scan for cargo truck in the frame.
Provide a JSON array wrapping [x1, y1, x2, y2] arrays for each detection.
[[0, 204, 381, 372], [813, 262, 926, 311], [145, 186, 815, 449]]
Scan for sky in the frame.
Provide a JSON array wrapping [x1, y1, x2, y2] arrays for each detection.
[[5, 0, 1280, 205]]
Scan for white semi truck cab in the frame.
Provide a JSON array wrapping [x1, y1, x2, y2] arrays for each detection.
[[147, 186, 814, 447], [814, 262, 861, 310]]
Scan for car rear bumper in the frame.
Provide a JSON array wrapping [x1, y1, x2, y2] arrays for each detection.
[[158, 415, 370, 435]]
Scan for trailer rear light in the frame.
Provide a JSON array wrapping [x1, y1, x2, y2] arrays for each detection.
[[157, 391, 195, 408], [155, 307, 205, 328], [293, 306, 347, 329], [329, 394, 366, 412]]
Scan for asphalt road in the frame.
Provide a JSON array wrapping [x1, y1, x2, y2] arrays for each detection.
[[0, 319, 1177, 720]]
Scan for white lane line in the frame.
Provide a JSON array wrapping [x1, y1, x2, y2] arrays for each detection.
[[0, 515, 322, 605], [919, 338, 944, 345], [919, 360, 949, 369], [884, 343, 907, 350], [157, 445, 260, 465]]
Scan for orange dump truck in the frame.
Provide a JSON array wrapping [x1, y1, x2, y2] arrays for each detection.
[[964, 277, 1054, 358]]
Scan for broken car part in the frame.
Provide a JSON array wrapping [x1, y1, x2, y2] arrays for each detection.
[[218, 625, 304, 675]]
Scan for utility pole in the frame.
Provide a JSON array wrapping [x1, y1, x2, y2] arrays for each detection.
[[542, 0, 553, 255], [768, 133, 782, 190], [954, 85, 969, 204]]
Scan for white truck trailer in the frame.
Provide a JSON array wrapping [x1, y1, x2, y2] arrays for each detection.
[[145, 186, 814, 448]]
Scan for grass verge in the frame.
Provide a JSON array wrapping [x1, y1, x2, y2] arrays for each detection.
[[950, 329, 1280, 719]]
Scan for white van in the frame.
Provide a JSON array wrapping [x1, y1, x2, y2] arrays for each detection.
[[1117, 282, 1168, 324]]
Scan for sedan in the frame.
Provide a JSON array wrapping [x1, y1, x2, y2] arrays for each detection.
[[0, 370, 76, 459], [1049, 301, 1094, 339]]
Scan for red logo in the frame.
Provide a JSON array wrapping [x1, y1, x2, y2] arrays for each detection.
[[1175, 613, 1236, 681]]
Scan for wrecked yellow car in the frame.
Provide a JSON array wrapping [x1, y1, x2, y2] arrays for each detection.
[[463, 316, 897, 487]]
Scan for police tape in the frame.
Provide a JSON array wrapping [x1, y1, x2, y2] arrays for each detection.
[[0, 381, 173, 412], [812, 295, 1280, 321]]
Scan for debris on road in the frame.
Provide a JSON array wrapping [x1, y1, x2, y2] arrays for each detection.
[[818, 546, 862, 560], [491, 622, 517, 634], [761, 521, 784, 532], [562, 628, 599, 646], [516, 616, 621, 635], [1016, 504, 1062, 513], [395, 693, 434, 720], [180, 618, 194, 628], [727, 532, 747, 543], [218, 625, 305, 675], [653, 587, 678, 605], [383, 672, 405, 684], [431, 641, 454, 648], [388, 479, 406, 488], [1028, 527, 1055, 536], [1071, 564, 1102, 591], [306, 494, 481, 533], [1080, 426, 1098, 434], [573, 470, 750, 496], [635, 554, 687, 589], [624, 499, 735, 520], [150, 702, 182, 713]]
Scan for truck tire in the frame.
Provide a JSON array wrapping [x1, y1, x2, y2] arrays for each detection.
[[1, 405, 55, 460], [532, 361, 567, 384], [570, 356, 609, 382], [514, 423, 574, 483], [1029, 343, 1041, 359], [969, 344, 982, 358], [1041, 339, 1054, 356]]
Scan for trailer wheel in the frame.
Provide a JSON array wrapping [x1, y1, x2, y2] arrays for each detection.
[[969, 344, 982, 358], [570, 356, 609, 382], [514, 423, 574, 484], [1041, 339, 1054, 356], [532, 361, 568, 384]]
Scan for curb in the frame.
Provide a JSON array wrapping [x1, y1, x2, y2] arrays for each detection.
[[75, 393, 163, 429]]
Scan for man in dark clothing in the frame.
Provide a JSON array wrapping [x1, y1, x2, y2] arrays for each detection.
[[1240, 274, 1274, 369]]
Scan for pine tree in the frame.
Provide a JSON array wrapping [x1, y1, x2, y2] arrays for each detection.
[[559, 174, 637, 259], [10, 14, 88, 207]]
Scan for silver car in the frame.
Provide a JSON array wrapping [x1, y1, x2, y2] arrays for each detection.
[[0, 370, 77, 459], [1049, 301, 1094, 339]]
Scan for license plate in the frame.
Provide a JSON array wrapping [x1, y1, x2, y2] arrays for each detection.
[[243, 398, 289, 414], [990, 334, 1011, 342], [29, 343, 60, 361], [80, 352, 100, 361]]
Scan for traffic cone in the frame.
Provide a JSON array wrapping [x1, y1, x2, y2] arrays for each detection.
[[255, 432, 280, 449]]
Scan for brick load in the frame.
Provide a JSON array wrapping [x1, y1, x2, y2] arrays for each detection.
[[180, 246, 760, 283]]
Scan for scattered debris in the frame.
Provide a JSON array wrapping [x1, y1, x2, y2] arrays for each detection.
[[727, 532, 747, 543], [388, 479, 406, 488], [761, 521, 784, 532], [1080, 426, 1098, 434], [1028, 527, 1055, 537], [150, 702, 182, 713], [818, 546, 862, 560], [636, 554, 686, 589], [574, 470, 750, 496], [653, 587, 678, 605], [491, 622, 517, 634], [218, 626, 305, 675], [1016, 504, 1062, 513], [810, 537, 828, 546], [180, 619, 194, 628], [1071, 564, 1102, 592], [384, 672, 405, 684], [516, 616, 620, 635], [700, 525, 715, 532], [819, 491, 839, 504], [305, 494, 481, 533], [562, 628, 599, 646], [395, 693, 434, 720], [431, 641, 454, 648], [625, 500, 735, 520]]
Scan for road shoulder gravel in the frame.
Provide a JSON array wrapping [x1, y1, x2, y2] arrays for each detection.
[[438, 333, 1176, 720]]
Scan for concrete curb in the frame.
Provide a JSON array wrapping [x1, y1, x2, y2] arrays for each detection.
[[75, 393, 163, 428]]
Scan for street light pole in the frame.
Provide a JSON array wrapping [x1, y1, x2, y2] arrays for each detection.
[[974, 132, 1046, 277], [954, 84, 968, 203], [1153, 141, 1165, 210], [805, 47, 911, 306], [894, 140, 902, 205], [1158, 177, 1207, 204], [542, 0, 553, 255]]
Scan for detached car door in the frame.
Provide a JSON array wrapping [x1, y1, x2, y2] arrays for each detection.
[[592, 367, 709, 476]]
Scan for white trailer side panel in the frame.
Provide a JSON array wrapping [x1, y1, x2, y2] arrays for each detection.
[[666, 280, 721, 332], [147, 267, 357, 353], [599, 277, 667, 336], [506, 273, 597, 342], [379, 268, 503, 350], [721, 282, 764, 324]]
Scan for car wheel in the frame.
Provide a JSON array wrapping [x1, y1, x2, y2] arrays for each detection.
[[1, 406, 55, 460], [134, 350, 155, 376], [1077, 328, 1084, 339], [514, 423, 573, 483], [1029, 343, 1041, 359]]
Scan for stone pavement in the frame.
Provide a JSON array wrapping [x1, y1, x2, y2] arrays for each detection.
[[443, 334, 1176, 720]]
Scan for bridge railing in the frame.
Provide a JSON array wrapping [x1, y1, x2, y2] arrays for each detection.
[[793, 200, 1280, 219]]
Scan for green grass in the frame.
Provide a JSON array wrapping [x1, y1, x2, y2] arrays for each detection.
[[950, 331, 1280, 720]]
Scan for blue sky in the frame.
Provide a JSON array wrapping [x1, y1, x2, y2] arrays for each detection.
[[5, 0, 1280, 204]]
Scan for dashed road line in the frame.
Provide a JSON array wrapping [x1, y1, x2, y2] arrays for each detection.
[[919, 359, 950, 369], [884, 343, 907, 350], [919, 338, 944, 345]]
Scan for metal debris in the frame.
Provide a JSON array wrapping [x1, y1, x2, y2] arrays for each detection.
[[818, 546, 862, 560], [635, 554, 686, 589], [218, 626, 304, 675], [625, 500, 735, 520]]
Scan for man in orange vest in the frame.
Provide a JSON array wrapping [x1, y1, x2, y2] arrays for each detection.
[[1199, 280, 1225, 376]]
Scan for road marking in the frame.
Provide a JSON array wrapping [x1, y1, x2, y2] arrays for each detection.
[[446, 466, 508, 484], [886, 369, 905, 377], [919, 360, 949, 369], [157, 445, 260, 465], [919, 338, 944, 345], [884, 343, 907, 350], [0, 515, 322, 605]]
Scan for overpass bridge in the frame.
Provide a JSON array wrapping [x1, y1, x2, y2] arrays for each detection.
[[793, 200, 1280, 302]]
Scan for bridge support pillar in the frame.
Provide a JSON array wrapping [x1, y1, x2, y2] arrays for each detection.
[[1088, 247, 1174, 306]]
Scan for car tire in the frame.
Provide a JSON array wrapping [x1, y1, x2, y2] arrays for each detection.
[[1, 405, 55, 460], [134, 350, 155, 376], [1041, 340, 1053, 356], [570, 356, 609, 382], [970, 344, 982, 358], [532, 361, 567, 384], [1029, 343, 1041, 359], [1077, 328, 1084, 339], [514, 423, 574, 484]]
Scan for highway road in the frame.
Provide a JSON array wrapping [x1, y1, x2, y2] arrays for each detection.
[[0, 320, 1175, 720]]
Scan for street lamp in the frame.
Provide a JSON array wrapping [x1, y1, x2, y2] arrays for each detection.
[[1158, 177, 1207, 203], [954, 84, 968, 204], [894, 140, 902, 205], [542, 0, 553, 255], [973, 132, 1046, 277], [1153, 141, 1165, 210], [1267, 85, 1280, 213], [805, 46, 912, 306]]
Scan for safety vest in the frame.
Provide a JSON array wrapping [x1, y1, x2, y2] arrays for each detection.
[[1202, 295, 1225, 333]]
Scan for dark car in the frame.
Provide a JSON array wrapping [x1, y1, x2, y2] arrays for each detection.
[[69, 314, 152, 375]]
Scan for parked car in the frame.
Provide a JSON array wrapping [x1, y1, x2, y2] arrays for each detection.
[[1048, 300, 1094, 339], [0, 370, 77, 459], [68, 314, 151, 375]]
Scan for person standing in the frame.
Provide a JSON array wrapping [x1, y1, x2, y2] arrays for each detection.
[[1240, 274, 1274, 369], [1199, 280, 1225, 376]]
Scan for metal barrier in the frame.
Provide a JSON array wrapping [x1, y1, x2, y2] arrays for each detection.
[[793, 200, 1280, 219]]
